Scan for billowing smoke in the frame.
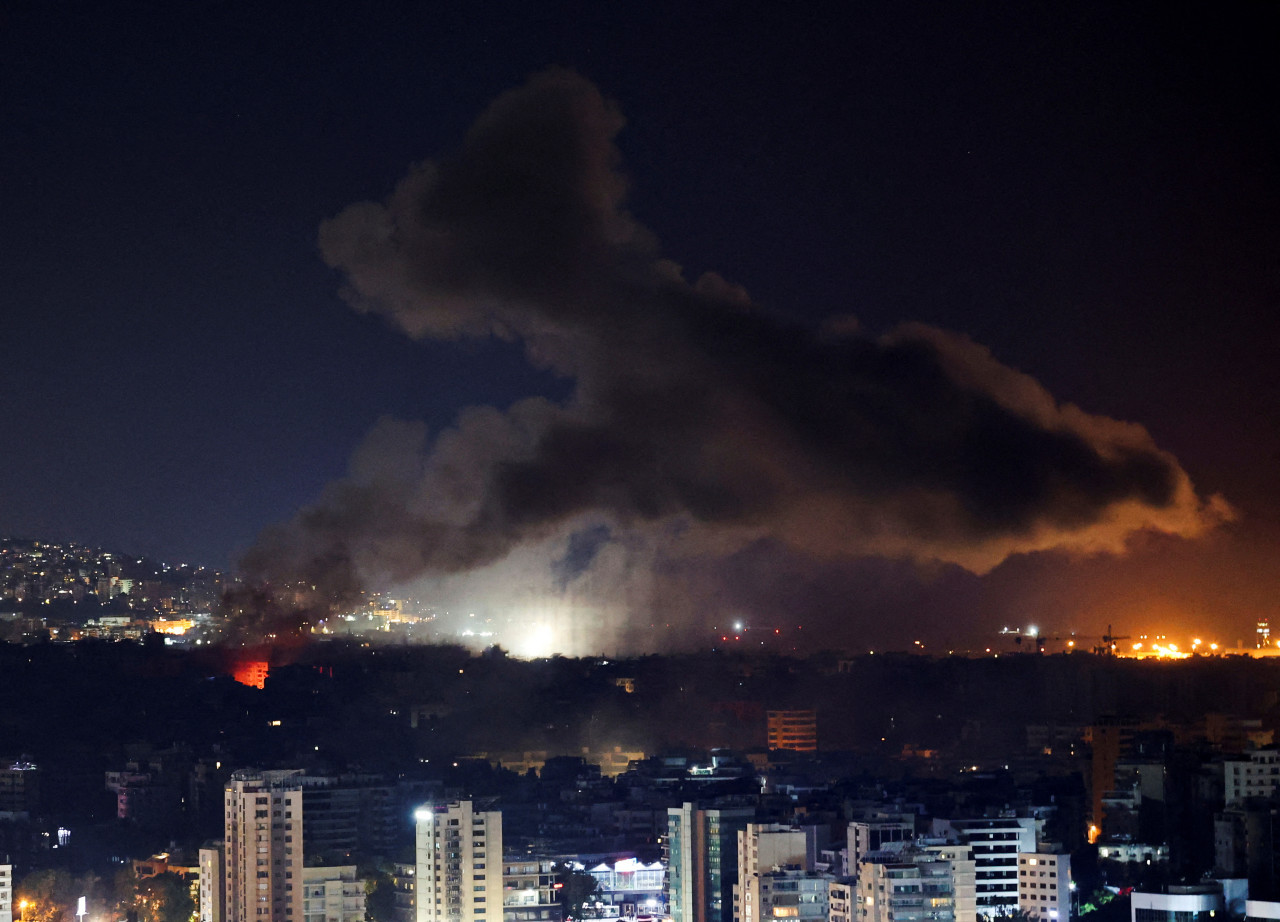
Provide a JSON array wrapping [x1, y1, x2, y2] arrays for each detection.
[[242, 69, 1229, 649]]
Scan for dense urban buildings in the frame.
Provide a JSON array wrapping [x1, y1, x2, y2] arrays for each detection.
[[8, 627, 1280, 922]]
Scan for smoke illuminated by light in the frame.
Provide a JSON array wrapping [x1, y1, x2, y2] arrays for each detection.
[[511, 622, 559, 659]]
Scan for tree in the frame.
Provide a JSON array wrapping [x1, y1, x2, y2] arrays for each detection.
[[17, 869, 76, 922], [553, 864, 600, 922], [133, 873, 195, 922], [987, 909, 1038, 922], [364, 870, 397, 922], [17, 870, 117, 922]]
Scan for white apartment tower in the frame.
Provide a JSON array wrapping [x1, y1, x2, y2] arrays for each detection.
[[200, 844, 226, 922], [415, 801, 504, 922], [225, 770, 305, 922], [1017, 853, 1070, 922]]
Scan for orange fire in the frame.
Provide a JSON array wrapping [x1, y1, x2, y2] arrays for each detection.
[[233, 660, 269, 689]]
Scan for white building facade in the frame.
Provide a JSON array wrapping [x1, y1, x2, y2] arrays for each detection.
[[504, 859, 562, 922], [923, 845, 975, 922], [1016, 853, 1070, 922], [855, 856, 955, 922], [301, 866, 365, 922], [1131, 887, 1223, 922], [585, 858, 663, 920], [829, 880, 855, 922], [752, 869, 829, 922], [414, 801, 503, 922], [200, 844, 226, 922], [1, 862, 12, 922], [847, 820, 914, 874], [1224, 750, 1280, 805], [931, 819, 1035, 920], [736, 824, 817, 922]]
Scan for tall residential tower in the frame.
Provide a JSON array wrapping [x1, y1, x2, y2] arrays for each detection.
[[414, 801, 504, 922], [224, 770, 305, 922]]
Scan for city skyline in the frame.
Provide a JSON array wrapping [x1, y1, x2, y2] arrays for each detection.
[[2, 3, 1275, 650]]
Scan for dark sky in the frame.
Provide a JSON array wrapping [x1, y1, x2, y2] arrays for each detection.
[[3, 1, 1276, 649]]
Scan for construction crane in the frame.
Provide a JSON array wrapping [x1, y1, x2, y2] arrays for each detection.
[[998, 626, 1125, 655], [1092, 624, 1131, 656], [998, 626, 1047, 653]]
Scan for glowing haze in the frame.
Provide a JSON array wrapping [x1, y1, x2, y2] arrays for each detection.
[[243, 70, 1229, 653]]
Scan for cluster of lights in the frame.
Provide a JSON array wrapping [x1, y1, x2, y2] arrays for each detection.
[[990, 625, 1272, 658]]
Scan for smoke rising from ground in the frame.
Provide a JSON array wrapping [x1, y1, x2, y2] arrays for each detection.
[[243, 69, 1229, 648]]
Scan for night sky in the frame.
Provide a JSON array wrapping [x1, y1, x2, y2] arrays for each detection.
[[3, 2, 1276, 650]]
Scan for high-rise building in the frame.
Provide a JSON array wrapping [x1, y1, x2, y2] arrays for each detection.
[[1088, 717, 1138, 840], [930, 819, 1036, 920], [735, 824, 818, 922], [0, 760, 39, 815], [200, 844, 226, 922], [414, 801, 503, 922], [224, 770, 305, 922], [766, 711, 817, 753], [297, 775, 403, 860], [1016, 853, 1070, 922], [667, 802, 756, 922]]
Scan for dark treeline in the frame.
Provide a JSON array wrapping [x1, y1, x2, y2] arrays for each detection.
[[4, 639, 1280, 773]]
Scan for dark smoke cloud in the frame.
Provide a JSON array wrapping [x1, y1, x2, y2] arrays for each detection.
[[244, 69, 1229, 640]]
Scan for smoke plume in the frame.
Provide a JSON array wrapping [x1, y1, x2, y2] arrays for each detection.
[[242, 69, 1229, 647]]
